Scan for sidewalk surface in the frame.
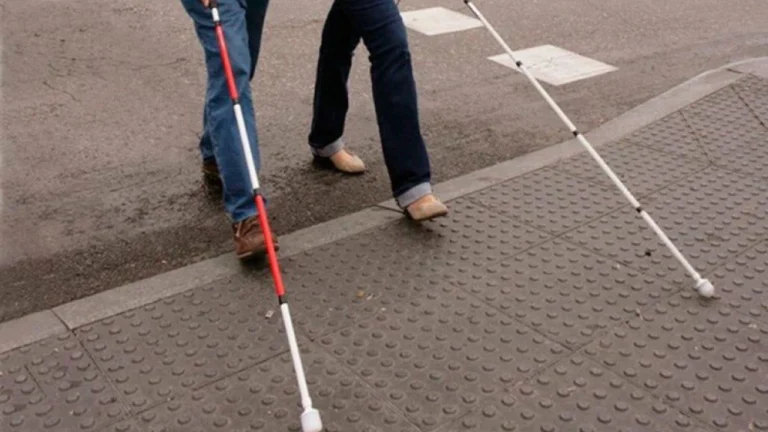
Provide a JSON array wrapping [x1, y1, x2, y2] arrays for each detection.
[[2, 63, 768, 432]]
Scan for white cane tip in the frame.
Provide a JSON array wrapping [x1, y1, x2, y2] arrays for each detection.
[[301, 408, 323, 432], [696, 279, 715, 298]]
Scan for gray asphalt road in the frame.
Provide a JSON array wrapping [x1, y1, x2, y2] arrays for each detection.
[[1, 0, 767, 322]]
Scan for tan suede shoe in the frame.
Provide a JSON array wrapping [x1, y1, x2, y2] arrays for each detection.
[[327, 149, 366, 174], [405, 194, 448, 221]]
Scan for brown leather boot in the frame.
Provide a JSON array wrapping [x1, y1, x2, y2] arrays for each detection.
[[233, 216, 279, 260]]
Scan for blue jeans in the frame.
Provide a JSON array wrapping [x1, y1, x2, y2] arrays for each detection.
[[308, 0, 433, 208], [181, 0, 269, 222]]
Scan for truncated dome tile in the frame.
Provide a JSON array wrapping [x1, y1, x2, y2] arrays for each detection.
[[733, 74, 768, 126], [98, 419, 143, 432], [624, 111, 709, 161], [684, 85, 766, 151], [564, 168, 768, 284], [320, 285, 568, 430], [0, 333, 127, 431], [452, 239, 680, 349], [558, 141, 708, 197], [281, 225, 470, 340], [439, 355, 708, 432], [709, 241, 768, 323], [76, 279, 288, 412], [137, 344, 419, 432], [583, 293, 768, 431], [283, 199, 552, 339], [469, 168, 624, 235], [390, 198, 553, 264]]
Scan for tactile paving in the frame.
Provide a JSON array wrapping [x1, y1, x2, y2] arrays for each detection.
[[732, 74, 768, 133], [438, 355, 709, 432], [452, 239, 680, 349], [469, 168, 625, 235], [564, 168, 768, 284], [583, 293, 768, 431], [98, 419, 143, 432], [0, 332, 127, 432], [709, 241, 768, 323], [624, 111, 710, 161], [136, 343, 419, 432], [558, 140, 709, 197], [684, 83, 768, 177], [283, 198, 552, 339], [77, 278, 289, 412], [319, 284, 568, 430]]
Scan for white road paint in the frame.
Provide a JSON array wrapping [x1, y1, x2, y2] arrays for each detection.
[[401, 7, 482, 36], [489, 44, 618, 86]]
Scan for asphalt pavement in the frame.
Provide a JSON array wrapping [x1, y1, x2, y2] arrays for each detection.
[[1, 0, 768, 321]]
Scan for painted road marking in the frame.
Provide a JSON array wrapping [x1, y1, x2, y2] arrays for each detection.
[[401, 7, 483, 36], [489, 44, 618, 86]]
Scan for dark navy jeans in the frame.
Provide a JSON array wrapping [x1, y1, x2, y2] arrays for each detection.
[[181, 0, 269, 222], [308, 0, 433, 208]]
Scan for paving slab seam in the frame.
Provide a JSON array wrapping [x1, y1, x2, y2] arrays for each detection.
[[573, 295, 768, 432], [306, 335, 430, 431], [1, 58, 763, 356], [731, 75, 768, 129], [441, 223, 687, 354], [69, 330, 137, 422]]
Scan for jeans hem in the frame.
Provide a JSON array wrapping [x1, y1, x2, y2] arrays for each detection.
[[310, 138, 344, 158], [396, 182, 432, 208]]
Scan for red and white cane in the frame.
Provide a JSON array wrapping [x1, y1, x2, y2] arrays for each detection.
[[208, 1, 323, 430]]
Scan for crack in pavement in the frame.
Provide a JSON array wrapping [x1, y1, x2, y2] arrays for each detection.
[[42, 80, 79, 102]]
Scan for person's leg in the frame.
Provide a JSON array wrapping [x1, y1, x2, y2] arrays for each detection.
[[246, 0, 269, 80], [181, 0, 276, 257], [306, 2, 367, 173], [336, 0, 445, 218], [200, 101, 223, 187]]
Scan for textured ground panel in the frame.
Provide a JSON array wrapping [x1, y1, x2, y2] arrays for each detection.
[[319, 285, 568, 430], [583, 293, 768, 431], [0, 332, 128, 432], [136, 343, 419, 432], [683, 82, 768, 178], [76, 278, 289, 413], [281, 198, 552, 339], [451, 239, 680, 350], [624, 111, 709, 161], [564, 168, 768, 284], [557, 140, 709, 197], [437, 355, 709, 432], [709, 241, 768, 324], [732, 75, 768, 135], [468, 168, 626, 235]]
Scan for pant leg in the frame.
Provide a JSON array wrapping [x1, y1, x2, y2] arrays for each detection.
[[246, 0, 269, 80], [181, 0, 264, 222], [199, 102, 215, 162], [336, 0, 432, 207], [307, 1, 362, 157]]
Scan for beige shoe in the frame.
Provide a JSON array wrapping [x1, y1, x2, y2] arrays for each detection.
[[405, 194, 448, 221], [327, 149, 366, 174]]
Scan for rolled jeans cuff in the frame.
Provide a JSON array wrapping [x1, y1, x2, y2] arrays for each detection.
[[396, 182, 432, 208], [310, 138, 344, 158]]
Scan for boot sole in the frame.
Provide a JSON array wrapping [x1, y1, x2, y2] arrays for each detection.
[[237, 243, 280, 261], [312, 155, 366, 175], [404, 207, 449, 222]]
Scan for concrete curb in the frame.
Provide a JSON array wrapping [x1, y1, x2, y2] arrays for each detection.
[[1, 57, 765, 354]]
